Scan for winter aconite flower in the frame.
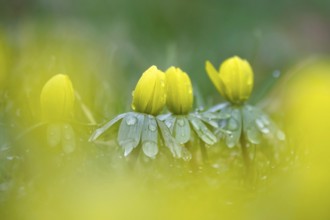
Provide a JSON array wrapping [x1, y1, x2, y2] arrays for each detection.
[[40, 74, 75, 122], [90, 66, 190, 160], [205, 56, 285, 171], [166, 67, 193, 115], [131, 66, 166, 115], [206, 56, 253, 105], [160, 66, 217, 147], [40, 74, 76, 153]]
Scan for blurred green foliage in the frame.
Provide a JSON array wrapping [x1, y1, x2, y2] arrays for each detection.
[[1, 0, 330, 100]]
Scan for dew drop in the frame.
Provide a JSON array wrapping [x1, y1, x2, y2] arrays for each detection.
[[197, 106, 204, 112], [125, 115, 137, 125], [177, 119, 185, 127], [165, 121, 172, 128], [6, 156, 14, 161], [260, 127, 270, 134], [272, 70, 281, 78], [255, 118, 264, 129], [261, 175, 268, 180], [227, 140, 236, 148], [212, 163, 220, 169], [142, 141, 158, 158], [148, 124, 157, 132], [228, 118, 238, 130], [260, 115, 270, 125], [247, 128, 261, 144], [277, 130, 286, 141]]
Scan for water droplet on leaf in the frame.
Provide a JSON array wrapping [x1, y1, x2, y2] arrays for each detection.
[[277, 130, 286, 141], [255, 118, 264, 129], [177, 119, 185, 126], [148, 124, 157, 132], [142, 141, 158, 158], [228, 118, 238, 130], [125, 115, 137, 125], [260, 127, 270, 134], [247, 128, 261, 144], [272, 70, 281, 78], [165, 121, 172, 128]]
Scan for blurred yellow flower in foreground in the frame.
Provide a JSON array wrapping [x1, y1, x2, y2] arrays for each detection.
[[40, 74, 76, 153], [264, 59, 330, 220], [165, 66, 193, 114], [206, 56, 253, 105], [40, 74, 75, 122], [131, 66, 166, 115]]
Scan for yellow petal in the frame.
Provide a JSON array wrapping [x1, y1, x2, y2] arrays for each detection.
[[205, 60, 224, 96], [40, 74, 75, 122], [166, 66, 193, 115], [218, 56, 254, 104], [131, 66, 166, 115]]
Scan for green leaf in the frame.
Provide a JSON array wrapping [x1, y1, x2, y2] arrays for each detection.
[[117, 113, 144, 156], [174, 116, 191, 144], [47, 123, 61, 147], [188, 116, 217, 145], [89, 113, 127, 141], [61, 123, 76, 154], [225, 108, 242, 148], [157, 118, 189, 160], [141, 115, 158, 158]]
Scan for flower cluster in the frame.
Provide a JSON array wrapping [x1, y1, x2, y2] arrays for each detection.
[[205, 56, 285, 149], [89, 65, 207, 160], [39, 56, 284, 163], [88, 56, 285, 161]]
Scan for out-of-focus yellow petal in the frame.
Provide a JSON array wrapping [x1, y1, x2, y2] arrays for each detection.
[[280, 59, 330, 220], [165, 66, 193, 115], [40, 74, 75, 122], [205, 60, 223, 96], [131, 66, 166, 115]]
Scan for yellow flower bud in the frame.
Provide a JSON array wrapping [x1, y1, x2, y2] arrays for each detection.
[[165, 66, 193, 115], [131, 66, 166, 115], [206, 56, 254, 105], [40, 74, 75, 122]]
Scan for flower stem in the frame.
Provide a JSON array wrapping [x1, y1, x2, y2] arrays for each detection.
[[185, 140, 208, 172], [240, 134, 250, 175]]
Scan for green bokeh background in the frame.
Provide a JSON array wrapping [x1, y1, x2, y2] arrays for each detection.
[[2, 0, 330, 102]]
